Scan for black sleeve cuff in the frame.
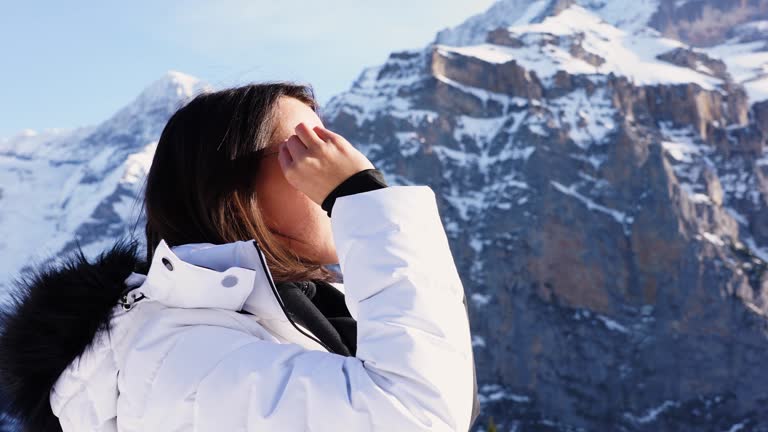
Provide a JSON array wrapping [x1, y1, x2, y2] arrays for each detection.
[[321, 168, 389, 218]]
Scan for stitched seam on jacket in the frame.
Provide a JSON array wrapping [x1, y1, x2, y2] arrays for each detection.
[[131, 326, 190, 419]]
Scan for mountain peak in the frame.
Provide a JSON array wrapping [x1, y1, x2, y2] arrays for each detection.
[[136, 70, 212, 106], [435, 0, 539, 47], [95, 70, 213, 140], [435, 0, 663, 47]]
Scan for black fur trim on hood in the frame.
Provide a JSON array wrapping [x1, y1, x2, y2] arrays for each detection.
[[0, 237, 147, 432]]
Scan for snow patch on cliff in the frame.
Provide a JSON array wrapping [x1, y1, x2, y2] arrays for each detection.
[[705, 40, 768, 103], [436, 5, 722, 90], [550, 180, 634, 234]]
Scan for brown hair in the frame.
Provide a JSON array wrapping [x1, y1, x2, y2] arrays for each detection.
[[143, 81, 339, 284]]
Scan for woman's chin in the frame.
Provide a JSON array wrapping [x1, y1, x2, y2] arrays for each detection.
[[316, 249, 339, 266], [293, 243, 338, 266]]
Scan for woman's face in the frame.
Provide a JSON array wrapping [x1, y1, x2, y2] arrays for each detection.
[[254, 96, 339, 265]]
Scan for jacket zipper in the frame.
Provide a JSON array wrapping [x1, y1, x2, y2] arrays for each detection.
[[251, 240, 334, 353], [118, 287, 146, 310]]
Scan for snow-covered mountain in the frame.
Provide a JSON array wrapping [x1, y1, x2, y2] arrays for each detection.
[[1, 0, 768, 430], [0, 71, 212, 291]]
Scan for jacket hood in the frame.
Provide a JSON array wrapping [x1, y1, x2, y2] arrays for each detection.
[[0, 237, 146, 431]]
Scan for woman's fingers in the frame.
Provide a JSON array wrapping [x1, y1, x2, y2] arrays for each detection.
[[314, 125, 343, 142], [276, 124, 376, 205], [284, 135, 309, 160], [294, 122, 324, 149], [313, 125, 334, 143]]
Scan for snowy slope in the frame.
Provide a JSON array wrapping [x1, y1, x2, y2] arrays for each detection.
[[706, 38, 768, 102], [436, 0, 662, 46], [0, 71, 211, 291], [437, 0, 768, 102], [437, 5, 722, 89]]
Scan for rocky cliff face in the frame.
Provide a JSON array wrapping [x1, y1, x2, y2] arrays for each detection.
[[322, 1, 768, 430]]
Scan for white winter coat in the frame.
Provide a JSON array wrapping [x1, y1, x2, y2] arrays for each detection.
[[48, 185, 476, 431]]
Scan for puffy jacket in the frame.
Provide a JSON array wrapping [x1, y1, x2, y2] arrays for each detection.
[[0, 185, 479, 431]]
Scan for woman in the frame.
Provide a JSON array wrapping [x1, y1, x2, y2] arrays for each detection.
[[0, 82, 479, 431]]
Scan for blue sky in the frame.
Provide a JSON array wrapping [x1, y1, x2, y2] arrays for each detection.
[[0, 0, 496, 138]]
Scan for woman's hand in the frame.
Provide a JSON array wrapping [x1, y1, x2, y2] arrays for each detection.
[[277, 123, 375, 206]]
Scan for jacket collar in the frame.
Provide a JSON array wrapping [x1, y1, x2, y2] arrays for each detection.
[[132, 239, 288, 320]]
